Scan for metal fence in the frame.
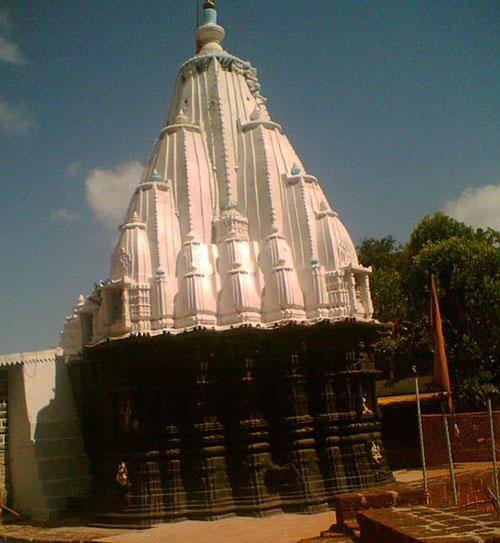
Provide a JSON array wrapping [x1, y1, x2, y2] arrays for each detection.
[[420, 400, 500, 512]]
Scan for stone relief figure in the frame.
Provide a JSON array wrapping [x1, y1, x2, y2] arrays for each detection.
[[370, 441, 383, 465], [119, 393, 133, 432], [116, 461, 129, 486], [339, 239, 356, 266], [361, 396, 373, 417], [116, 461, 131, 506]]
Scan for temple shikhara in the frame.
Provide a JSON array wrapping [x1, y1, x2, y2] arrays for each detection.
[[62, 7, 374, 343], [4, 1, 393, 526]]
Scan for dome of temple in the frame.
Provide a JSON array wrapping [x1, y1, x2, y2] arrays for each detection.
[[61, 2, 373, 350]]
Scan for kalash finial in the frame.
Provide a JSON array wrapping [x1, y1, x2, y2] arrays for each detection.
[[196, 0, 225, 55]]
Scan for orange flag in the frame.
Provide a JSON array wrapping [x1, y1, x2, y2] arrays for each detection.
[[430, 274, 454, 413]]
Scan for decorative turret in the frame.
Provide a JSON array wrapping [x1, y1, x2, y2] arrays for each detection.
[[61, 3, 373, 352]]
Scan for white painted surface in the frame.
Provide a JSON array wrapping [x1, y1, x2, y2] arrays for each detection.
[[8, 351, 90, 520], [60, 5, 374, 354]]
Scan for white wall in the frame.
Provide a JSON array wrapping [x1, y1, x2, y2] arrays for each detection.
[[9, 358, 90, 521]]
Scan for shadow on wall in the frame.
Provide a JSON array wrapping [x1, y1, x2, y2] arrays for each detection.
[[9, 355, 90, 522]]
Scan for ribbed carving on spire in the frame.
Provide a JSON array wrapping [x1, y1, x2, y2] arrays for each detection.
[[61, 4, 374, 351]]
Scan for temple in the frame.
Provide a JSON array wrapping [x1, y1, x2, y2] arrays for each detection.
[[60, 2, 392, 526]]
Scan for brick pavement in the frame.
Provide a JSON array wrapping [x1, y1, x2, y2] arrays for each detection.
[[357, 506, 500, 542]]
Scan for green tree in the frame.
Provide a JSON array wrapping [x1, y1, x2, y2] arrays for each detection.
[[407, 236, 499, 406], [358, 236, 406, 322], [360, 213, 500, 409], [407, 211, 474, 257], [358, 235, 401, 270], [369, 269, 407, 323]]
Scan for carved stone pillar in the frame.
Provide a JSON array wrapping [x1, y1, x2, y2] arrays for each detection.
[[360, 272, 373, 318], [336, 354, 392, 489], [271, 351, 327, 513], [181, 355, 235, 520], [312, 366, 350, 498], [346, 270, 357, 317], [157, 385, 188, 522], [225, 357, 282, 516]]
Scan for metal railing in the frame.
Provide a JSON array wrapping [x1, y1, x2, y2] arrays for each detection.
[[417, 399, 500, 512]]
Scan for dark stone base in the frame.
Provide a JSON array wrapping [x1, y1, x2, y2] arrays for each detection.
[[229, 450, 283, 516], [69, 321, 393, 527]]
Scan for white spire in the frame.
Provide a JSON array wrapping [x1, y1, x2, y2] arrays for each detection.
[[61, 3, 374, 349]]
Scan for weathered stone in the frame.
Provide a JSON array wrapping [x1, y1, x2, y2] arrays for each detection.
[[69, 323, 392, 526]]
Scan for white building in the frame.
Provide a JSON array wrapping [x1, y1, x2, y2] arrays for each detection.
[[0, 349, 89, 520]]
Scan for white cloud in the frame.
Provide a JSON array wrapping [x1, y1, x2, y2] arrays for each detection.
[[444, 183, 500, 230], [49, 208, 80, 222], [85, 161, 143, 230], [0, 36, 25, 64], [0, 97, 35, 135], [66, 161, 80, 177]]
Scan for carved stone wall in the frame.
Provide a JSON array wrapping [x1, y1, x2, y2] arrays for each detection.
[[69, 322, 393, 527]]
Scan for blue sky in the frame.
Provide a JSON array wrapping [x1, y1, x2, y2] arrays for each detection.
[[1, 0, 499, 354]]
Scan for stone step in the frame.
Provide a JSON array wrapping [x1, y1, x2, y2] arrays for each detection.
[[334, 484, 425, 529], [33, 436, 86, 458], [32, 420, 83, 439], [37, 455, 89, 481], [299, 528, 358, 542], [41, 475, 91, 497], [342, 519, 361, 541], [298, 538, 356, 542]]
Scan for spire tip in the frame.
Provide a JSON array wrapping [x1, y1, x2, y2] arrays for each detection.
[[196, 0, 224, 54]]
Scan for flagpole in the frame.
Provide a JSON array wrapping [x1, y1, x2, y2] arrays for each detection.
[[430, 274, 454, 414], [441, 396, 458, 506], [487, 397, 500, 500], [413, 365, 429, 503]]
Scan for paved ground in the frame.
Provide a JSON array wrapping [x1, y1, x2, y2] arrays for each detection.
[[94, 512, 335, 543], [0, 523, 127, 542], [358, 506, 500, 542], [0, 470, 422, 543], [0, 512, 335, 543]]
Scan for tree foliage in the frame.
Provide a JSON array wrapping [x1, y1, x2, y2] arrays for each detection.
[[358, 213, 500, 409], [407, 212, 474, 257], [358, 235, 402, 270], [358, 236, 406, 322]]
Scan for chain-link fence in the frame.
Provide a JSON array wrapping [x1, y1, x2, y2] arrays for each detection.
[[420, 403, 500, 512]]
